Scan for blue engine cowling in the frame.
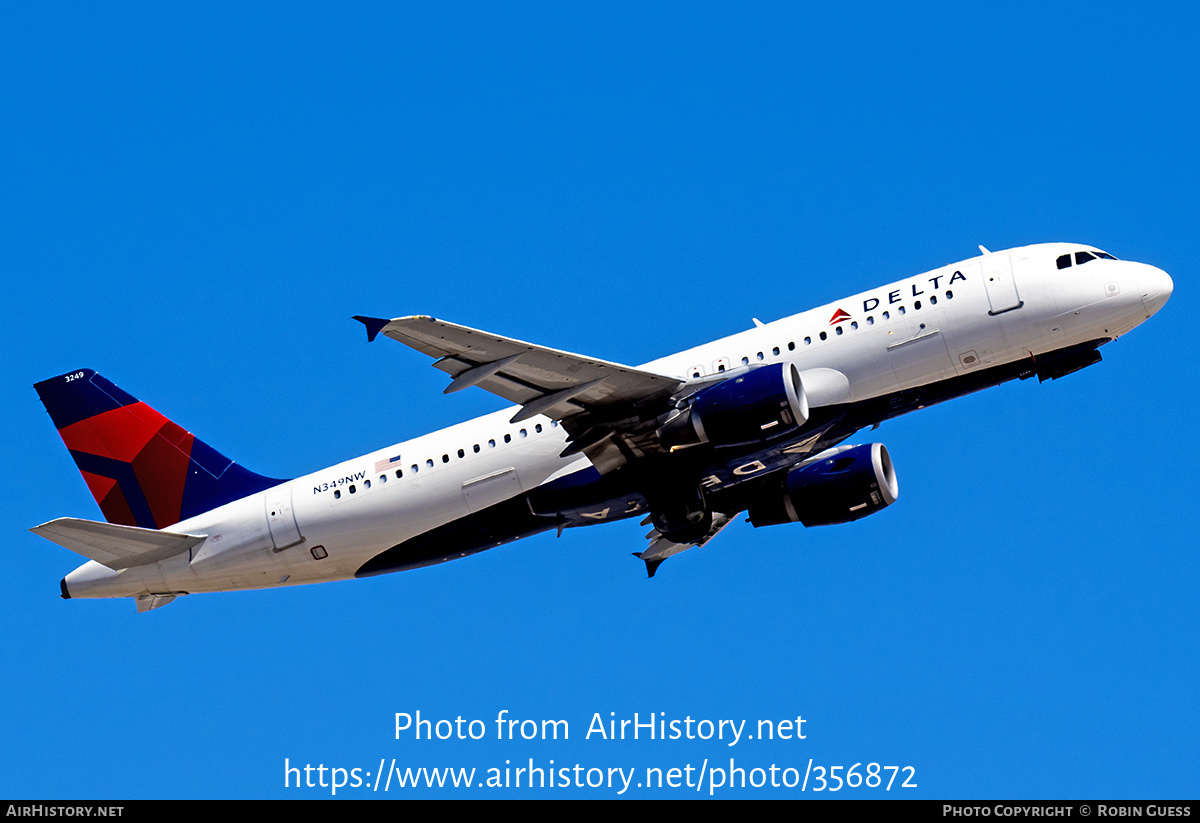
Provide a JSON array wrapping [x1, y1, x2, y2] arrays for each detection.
[[659, 363, 809, 449], [747, 443, 899, 527]]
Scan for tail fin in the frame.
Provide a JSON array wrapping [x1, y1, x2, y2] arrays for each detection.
[[35, 369, 286, 529]]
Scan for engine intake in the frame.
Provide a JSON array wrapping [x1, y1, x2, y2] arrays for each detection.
[[748, 443, 899, 527], [659, 363, 809, 449]]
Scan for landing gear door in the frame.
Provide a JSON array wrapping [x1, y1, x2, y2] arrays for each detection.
[[983, 253, 1023, 315], [266, 485, 304, 551]]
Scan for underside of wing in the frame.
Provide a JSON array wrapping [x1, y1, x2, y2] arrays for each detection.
[[355, 315, 686, 472], [634, 512, 736, 577]]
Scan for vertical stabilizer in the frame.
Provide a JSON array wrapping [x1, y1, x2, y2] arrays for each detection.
[[35, 369, 286, 529]]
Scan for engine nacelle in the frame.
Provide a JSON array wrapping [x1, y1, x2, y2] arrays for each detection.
[[747, 443, 899, 527], [659, 363, 809, 449]]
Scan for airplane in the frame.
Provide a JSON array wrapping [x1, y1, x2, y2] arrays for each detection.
[[31, 242, 1172, 612]]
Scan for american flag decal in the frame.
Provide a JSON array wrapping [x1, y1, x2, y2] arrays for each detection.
[[374, 455, 402, 472]]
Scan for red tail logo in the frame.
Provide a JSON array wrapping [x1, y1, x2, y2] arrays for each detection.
[[829, 308, 851, 325], [35, 369, 284, 529]]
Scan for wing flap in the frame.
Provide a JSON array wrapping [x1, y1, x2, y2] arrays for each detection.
[[31, 517, 206, 570]]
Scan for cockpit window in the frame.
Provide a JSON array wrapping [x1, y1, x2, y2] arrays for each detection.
[[1059, 249, 1117, 269]]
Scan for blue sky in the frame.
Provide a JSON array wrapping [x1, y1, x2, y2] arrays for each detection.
[[2, 2, 1196, 798]]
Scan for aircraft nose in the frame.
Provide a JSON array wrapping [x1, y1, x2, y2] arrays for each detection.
[[1140, 264, 1173, 317]]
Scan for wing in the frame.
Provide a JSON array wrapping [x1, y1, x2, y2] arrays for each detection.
[[355, 315, 686, 472], [633, 512, 736, 577]]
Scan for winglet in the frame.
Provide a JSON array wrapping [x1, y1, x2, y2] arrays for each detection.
[[632, 551, 665, 578], [352, 316, 391, 343]]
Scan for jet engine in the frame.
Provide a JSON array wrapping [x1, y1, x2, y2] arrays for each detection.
[[648, 484, 713, 544], [747, 443, 899, 527], [659, 363, 809, 449]]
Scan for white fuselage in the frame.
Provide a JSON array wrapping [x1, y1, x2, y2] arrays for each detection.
[[62, 243, 1173, 600]]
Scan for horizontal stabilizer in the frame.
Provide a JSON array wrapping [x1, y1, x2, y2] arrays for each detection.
[[136, 594, 178, 612], [30, 517, 206, 570]]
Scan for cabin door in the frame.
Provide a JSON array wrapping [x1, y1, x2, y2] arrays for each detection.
[[983, 253, 1023, 315], [266, 486, 304, 551]]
